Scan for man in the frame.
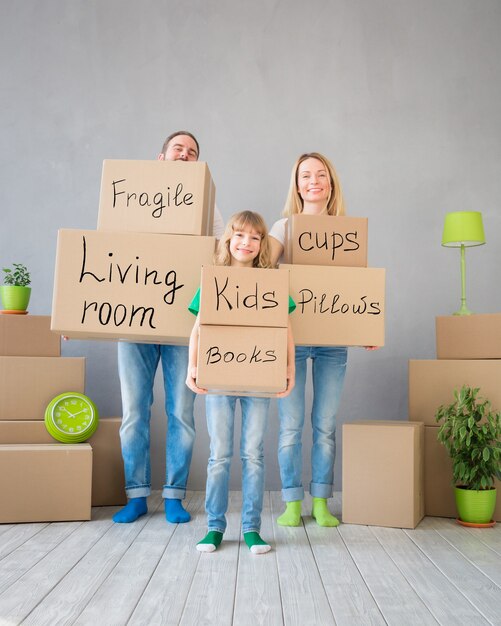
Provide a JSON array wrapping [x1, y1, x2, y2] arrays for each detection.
[[113, 131, 224, 523]]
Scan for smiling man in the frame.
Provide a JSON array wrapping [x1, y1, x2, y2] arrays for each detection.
[[113, 130, 224, 525]]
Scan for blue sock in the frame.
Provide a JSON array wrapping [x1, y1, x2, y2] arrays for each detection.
[[112, 497, 147, 523], [165, 498, 191, 523]]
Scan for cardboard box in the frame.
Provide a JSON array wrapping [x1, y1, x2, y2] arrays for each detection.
[[342, 421, 424, 528], [0, 418, 126, 507], [0, 356, 85, 420], [408, 359, 501, 426], [281, 264, 385, 347], [199, 266, 290, 328], [0, 315, 61, 357], [88, 417, 126, 506], [436, 314, 501, 359], [424, 426, 457, 518], [424, 426, 501, 521], [0, 443, 92, 522], [197, 325, 288, 396], [98, 160, 215, 236], [287, 214, 368, 267], [51, 229, 216, 343]]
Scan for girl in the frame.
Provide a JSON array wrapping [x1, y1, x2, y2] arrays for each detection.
[[269, 152, 376, 528], [187, 210, 295, 553]]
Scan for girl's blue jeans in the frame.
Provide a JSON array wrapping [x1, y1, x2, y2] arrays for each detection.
[[117, 342, 195, 500], [205, 394, 270, 534], [278, 346, 348, 501]]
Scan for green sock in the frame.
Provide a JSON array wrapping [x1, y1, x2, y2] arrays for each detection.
[[277, 500, 302, 526], [196, 531, 223, 553], [312, 497, 340, 527], [244, 531, 271, 554]]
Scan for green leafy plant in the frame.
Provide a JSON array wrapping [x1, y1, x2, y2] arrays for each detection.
[[2, 263, 31, 287], [436, 385, 501, 491]]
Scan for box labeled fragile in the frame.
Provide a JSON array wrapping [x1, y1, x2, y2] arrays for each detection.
[[98, 159, 215, 235]]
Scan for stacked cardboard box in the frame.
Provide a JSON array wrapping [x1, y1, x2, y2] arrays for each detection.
[[196, 265, 290, 396], [51, 160, 217, 344], [280, 214, 385, 347], [0, 315, 127, 519], [0, 315, 92, 522], [409, 313, 501, 521]]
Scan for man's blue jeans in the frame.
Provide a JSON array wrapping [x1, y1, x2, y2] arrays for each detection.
[[117, 342, 195, 500], [205, 395, 270, 534], [278, 346, 348, 501]]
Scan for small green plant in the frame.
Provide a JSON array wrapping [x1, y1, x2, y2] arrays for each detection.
[[2, 263, 31, 287], [436, 385, 501, 491]]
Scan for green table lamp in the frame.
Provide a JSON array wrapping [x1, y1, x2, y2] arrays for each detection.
[[441, 211, 485, 315]]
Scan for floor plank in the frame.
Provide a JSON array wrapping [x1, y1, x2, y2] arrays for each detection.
[[233, 492, 284, 626], [338, 523, 439, 625], [270, 491, 335, 626], [405, 518, 501, 624], [127, 492, 208, 626], [0, 492, 498, 625], [179, 491, 242, 625], [73, 495, 196, 626], [371, 524, 490, 626], [19, 494, 163, 626]]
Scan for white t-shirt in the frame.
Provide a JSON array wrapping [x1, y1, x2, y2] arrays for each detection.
[[213, 204, 225, 239], [269, 217, 288, 264]]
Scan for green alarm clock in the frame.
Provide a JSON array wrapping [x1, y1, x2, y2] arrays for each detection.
[[45, 392, 99, 443]]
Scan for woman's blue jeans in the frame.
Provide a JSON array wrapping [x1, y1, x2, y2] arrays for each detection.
[[117, 342, 196, 500], [278, 346, 348, 501], [205, 395, 270, 534]]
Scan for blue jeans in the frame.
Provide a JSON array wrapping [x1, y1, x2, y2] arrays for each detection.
[[205, 395, 270, 534], [117, 342, 195, 500], [278, 346, 348, 501]]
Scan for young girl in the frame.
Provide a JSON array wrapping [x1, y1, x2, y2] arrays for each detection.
[[186, 211, 295, 553], [269, 153, 377, 528]]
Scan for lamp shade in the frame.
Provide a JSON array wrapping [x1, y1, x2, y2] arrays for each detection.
[[442, 211, 485, 247]]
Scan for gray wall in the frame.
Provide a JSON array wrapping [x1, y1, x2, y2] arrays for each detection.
[[2, 0, 501, 491]]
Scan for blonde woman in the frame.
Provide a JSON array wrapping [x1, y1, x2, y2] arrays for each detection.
[[270, 153, 352, 527]]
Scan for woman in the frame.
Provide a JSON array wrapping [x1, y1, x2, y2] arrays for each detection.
[[270, 152, 375, 527]]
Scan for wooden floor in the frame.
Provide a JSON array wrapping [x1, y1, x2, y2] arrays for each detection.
[[0, 492, 500, 626]]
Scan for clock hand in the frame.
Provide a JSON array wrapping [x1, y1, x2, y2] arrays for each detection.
[[59, 406, 75, 417]]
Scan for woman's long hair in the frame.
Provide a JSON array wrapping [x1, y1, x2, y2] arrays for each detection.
[[282, 152, 346, 217]]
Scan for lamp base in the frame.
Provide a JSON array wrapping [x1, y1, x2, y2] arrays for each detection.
[[453, 304, 473, 316]]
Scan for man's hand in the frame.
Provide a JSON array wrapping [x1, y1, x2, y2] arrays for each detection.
[[276, 366, 295, 398]]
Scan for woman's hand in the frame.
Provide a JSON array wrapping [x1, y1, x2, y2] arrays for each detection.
[[185, 366, 208, 394]]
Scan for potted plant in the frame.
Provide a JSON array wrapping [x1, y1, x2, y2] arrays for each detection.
[[435, 385, 501, 525], [0, 263, 31, 313]]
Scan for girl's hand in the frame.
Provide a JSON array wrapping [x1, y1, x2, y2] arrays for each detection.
[[62, 336, 69, 341], [364, 346, 380, 351], [185, 366, 208, 394], [276, 367, 295, 398]]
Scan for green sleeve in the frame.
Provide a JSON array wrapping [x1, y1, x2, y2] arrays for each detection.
[[188, 287, 201, 316], [288, 295, 296, 314]]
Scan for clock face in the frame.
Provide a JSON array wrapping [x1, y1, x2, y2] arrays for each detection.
[[45, 392, 99, 443]]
